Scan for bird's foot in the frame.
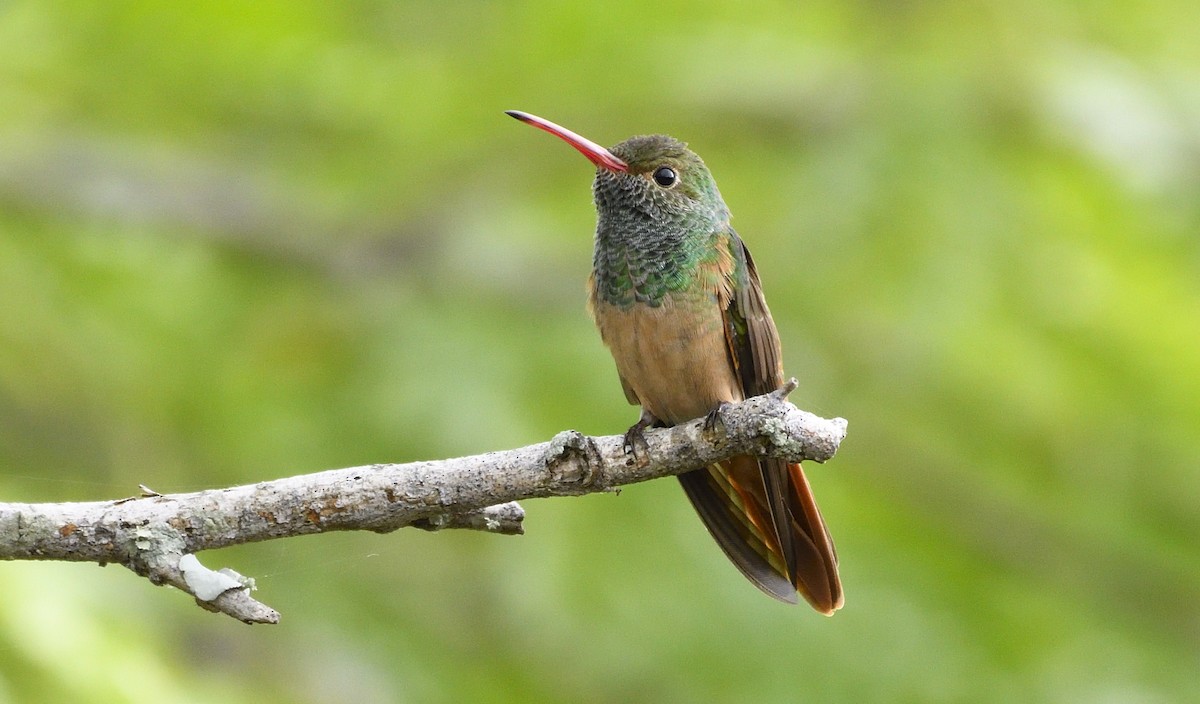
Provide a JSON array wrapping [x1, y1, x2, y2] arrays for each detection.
[[703, 402, 733, 434], [622, 411, 657, 466], [622, 423, 650, 465]]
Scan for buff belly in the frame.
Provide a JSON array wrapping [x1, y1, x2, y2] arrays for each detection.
[[592, 296, 742, 425]]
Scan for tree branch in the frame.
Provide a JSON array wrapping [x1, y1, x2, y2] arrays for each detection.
[[0, 381, 847, 624]]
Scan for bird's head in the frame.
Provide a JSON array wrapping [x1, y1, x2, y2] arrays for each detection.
[[506, 110, 729, 227]]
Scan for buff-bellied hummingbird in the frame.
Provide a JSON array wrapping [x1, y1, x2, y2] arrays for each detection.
[[507, 110, 843, 613]]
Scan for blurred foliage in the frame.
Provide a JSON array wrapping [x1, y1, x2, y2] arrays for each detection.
[[1, 1, 1198, 702]]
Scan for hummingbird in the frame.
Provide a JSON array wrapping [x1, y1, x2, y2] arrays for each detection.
[[507, 110, 843, 614]]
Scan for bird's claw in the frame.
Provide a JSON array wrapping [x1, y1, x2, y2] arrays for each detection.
[[622, 420, 652, 466], [703, 403, 732, 434]]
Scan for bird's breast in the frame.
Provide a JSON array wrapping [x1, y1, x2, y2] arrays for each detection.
[[591, 294, 742, 424]]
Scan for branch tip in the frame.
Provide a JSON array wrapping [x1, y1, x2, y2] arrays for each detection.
[[775, 378, 799, 399]]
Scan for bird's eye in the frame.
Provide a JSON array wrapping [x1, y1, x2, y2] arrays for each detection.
[[652, 166, 677, 188]]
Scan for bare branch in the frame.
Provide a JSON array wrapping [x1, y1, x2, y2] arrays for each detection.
[[0, 386, 847, 623]]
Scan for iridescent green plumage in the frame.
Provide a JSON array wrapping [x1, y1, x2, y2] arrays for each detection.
[[591, 136, 732, 309]]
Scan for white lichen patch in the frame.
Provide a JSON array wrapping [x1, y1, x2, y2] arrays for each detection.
[[760, 417, 797, 454], [179, 554, 246, 601], [134, 526, 155, 551]]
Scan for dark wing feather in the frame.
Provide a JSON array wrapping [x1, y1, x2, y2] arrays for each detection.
[[731, 238, 784, 396], [723, 232, 843, 613]]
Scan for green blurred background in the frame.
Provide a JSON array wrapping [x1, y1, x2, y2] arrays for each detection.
[[1, 2, 1197, 702]]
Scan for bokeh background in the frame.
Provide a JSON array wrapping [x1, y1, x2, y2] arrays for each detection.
[[1, 2, 1198, 702]]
